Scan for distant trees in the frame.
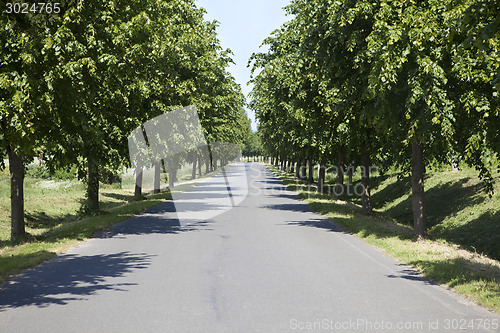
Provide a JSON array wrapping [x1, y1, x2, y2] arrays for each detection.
[[1, 0, 250, 241], [242, 131, 262, 158], [250, 0, 499, 238]]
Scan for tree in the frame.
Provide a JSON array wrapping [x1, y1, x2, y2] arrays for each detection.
[[242, 131, 262, 159], [0, 3, 66, 241], [41, 0, 141, 212], [251, 0, 498, 237], [451, 0, 500, 189], [364, 0, 490, 236], [43, 0, 249, 210], [1, 0, 251, 240]]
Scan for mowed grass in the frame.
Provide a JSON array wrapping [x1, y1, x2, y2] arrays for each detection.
[[269, 165, 500, 314], [0, 167, 172, 283], [369, 168, 500, 261]]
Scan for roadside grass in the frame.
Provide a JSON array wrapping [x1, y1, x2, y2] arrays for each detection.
[[0, 167, 173, 283], [268, 165, 500, 314], [368, 168, 500, 262]]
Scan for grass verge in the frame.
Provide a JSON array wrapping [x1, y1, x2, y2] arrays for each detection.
[[268, 165, 500, 314]]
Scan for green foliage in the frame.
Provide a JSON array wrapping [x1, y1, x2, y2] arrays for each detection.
[[25, 161, 77, 181], [52, 165, 78, 181], [250, 0, 500, 235], [242, 131, 262, 156], [25, 163, 50, 180], [1, 0, 249, 233]]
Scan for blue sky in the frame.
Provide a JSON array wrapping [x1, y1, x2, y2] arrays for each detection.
[[196, 0, 291, 131]]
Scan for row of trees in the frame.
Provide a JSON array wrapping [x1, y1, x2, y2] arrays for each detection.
[[242, 131, 262, 158], [1, 0, 250, 241], [249, 0, 499, 237]]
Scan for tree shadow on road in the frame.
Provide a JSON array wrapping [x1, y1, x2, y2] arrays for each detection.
[[284, 218, 345, 233], [261, 203, 313, 213], [0, 251, 153, 311], [96, 200, 215, 238], [386, 266, 437, 285]]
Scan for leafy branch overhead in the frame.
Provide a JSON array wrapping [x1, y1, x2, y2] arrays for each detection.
[[1, 0, 251, 241], [249, 0, 499, 237]]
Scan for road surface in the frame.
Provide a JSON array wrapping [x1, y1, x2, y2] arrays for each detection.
[[0, 163, 499, 332]]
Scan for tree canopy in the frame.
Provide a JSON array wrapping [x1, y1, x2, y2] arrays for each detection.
[[249, 0, 499, 237], [1, 0, 251, 241]]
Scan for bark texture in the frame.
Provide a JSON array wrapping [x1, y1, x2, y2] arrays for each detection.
[[134, 167, 143, 198], [154, 162, 161, 193], [411, 138, 427, 238], [318, 158, 326, 194], [87, 158, 99, 212], [360, 146, 372, 212], [336, 145, 346, 195], [8, 147, 25, 241]]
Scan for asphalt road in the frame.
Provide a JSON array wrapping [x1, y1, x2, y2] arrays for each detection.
[[0, 163, 499, 332]]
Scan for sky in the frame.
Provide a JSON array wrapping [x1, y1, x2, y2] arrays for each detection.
[[196, 0, 291, 131]]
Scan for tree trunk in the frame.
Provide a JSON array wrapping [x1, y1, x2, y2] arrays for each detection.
[[154, 161, 161, 193], [191, 153, 197, 180], [295, 160, 300, 178], [308, 153, 314, 185], [198, 154, 202, 176], [134, 166, 143, 198], [301, 158, 307, 179], [290, 159, 295, 174], [336, 145, 346, 195], [168, 168, 175, 189], [360, 146, 372, 212], [87, 158, 99, 212], [8, 147, 25, 242], [318, 158, 326, 194], [412, 138, 427, 238], [274, 154, 279, 166]]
